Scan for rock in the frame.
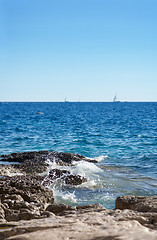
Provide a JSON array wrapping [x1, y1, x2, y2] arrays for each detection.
[[64, 174, 87, 185], [0, 175, 50, 204], [0, 150, 98, 168], [0, 151, 50, 175], [0, 175, 54, 222], [0, 203, 5, 219], [45, 203, 75, 215], [48, 169, 71, 180], [115, 196, 157, 212], [76, 203, 105, 212], [12, 160, 48, 174], [0, 165, 23, 177], [57, 152, 97, 164], [43, 169, 87, 186], [1, 203, 157, 240], [0, 151, 50, 163], [1, 152, 157, 239], [0, 150, 98, 178]]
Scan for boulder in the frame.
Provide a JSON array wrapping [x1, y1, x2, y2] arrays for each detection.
[[115, 196, 157, 212], [45, 203, 75, 215]]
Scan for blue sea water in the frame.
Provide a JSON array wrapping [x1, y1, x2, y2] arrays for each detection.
[[0, 102, 157, 208]]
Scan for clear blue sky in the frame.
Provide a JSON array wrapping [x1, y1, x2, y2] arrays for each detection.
[[0, 0, 157, 102]]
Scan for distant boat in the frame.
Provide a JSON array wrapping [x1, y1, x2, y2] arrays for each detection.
[[113, 93, 120, 102], [64, 98, 69, 102]]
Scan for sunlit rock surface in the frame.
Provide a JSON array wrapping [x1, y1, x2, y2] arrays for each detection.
[[0, 201, 156, 240]]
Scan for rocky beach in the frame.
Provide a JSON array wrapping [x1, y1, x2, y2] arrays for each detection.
[[0, 151, 157, 239]]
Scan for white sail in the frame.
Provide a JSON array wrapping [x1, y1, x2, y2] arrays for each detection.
[[113, 93, 120, 102], [113, 94, 117, 102]]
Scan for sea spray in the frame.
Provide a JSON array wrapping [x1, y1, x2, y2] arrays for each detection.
[[42, 155, 107, 206]]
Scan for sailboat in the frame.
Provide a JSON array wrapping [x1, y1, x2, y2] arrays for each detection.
[[113, 93, 120, 102]]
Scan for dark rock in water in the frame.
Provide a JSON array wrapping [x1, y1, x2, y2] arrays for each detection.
[[0, 175, 54, 222], [0, 150, 98, 166], [64, 174, 87, 185], [12, 160, 48, 174], [0, 151, 50, 163], [48, 169, 71, 179], [43, 169, 87, 186], [57, 152, 85, 164], [0, 151, 50, 174], [115, 196, 157, 213], [0, 161, 48, 176], [57, 151, 98, 164]]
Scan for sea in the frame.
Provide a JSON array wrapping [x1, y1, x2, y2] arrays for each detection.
[[0, 102, 157, 209]]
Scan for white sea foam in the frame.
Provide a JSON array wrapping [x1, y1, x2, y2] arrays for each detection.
[[85, 155, 109, 163], [53, 189, 77, 205], [71, 160, 103, 179], [77, 179, 98, 189], [42, 157, 71, 176], [43, 157, 105, 205], [95, 155, 109, 162]]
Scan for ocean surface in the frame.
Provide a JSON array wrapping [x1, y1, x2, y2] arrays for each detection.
[[0, 102, 157, 209]]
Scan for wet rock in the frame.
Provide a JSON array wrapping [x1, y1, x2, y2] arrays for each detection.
[[43, 169, 87, 186], [48, 169, 71, 179], [0, 150, 98, 178], [0, 151, 50, 163], [0, 151, 50, 175], [57, 152, 86, 164], [115, 196, 157, 212], [64, 174, 87, 185], [12, 160, 48, 174], [57, 151, 98, 164], [0, 150, 98, 167]]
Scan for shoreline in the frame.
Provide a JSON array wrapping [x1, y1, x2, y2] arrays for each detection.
[[0, 151, 157, 239], [0, 195, 157, 239]]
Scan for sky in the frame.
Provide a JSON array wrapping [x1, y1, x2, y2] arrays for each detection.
[[0, 0, 157, 102]]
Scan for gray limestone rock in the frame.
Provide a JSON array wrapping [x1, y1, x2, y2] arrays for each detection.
[[0, 175, 54, 222], [115, 196, 157, 212], [0, 202, 157, 240]]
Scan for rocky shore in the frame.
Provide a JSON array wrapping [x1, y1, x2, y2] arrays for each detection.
[[0, 151, 157, 239]]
